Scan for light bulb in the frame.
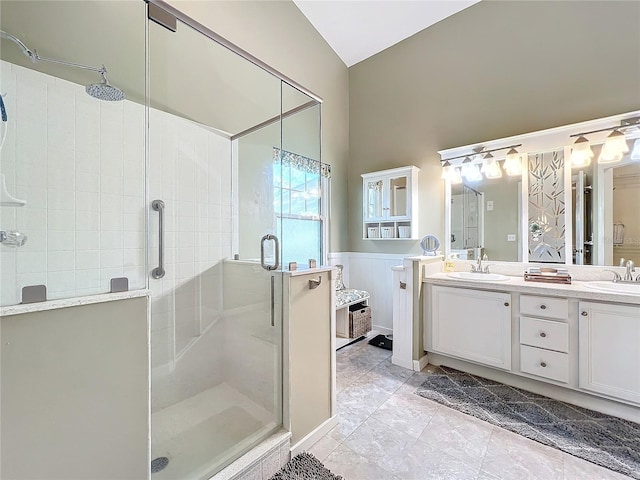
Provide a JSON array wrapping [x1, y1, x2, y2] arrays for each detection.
[[461, 163, 482, 182], [504, 148, 522, 176], [481, 155, 502, 179], [570, 136, 593, 167], [598, 130, 628, 164], [449, 167, 463, 184]]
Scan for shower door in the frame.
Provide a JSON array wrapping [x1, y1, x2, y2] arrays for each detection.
[[146, 6, 297, 479]]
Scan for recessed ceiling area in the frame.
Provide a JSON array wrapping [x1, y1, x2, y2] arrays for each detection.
[[293, 0, 480, 67]]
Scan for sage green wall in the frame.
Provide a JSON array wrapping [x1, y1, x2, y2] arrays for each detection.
[[349, 0, 640, 254], [169, 0, 350, 253], [1, 298, 148, 479]]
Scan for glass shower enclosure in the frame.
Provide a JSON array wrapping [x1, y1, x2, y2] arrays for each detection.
[[147, 3, 321, 478]]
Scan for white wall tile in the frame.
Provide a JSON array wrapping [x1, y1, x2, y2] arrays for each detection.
[[17, 251, 46, 274], [76, 250, 100, 270], [48, 209, 75, 231], [48, 231, 75, 251], [76, 231, 100, 250], [47, 271, 75, 293], [47, 251, 75, 272], [75, 269, 100, 289]]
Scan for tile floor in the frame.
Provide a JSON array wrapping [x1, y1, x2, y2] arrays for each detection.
[[309, 334, 634, 480]]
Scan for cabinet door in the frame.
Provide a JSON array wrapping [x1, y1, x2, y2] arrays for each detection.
[[579, 302, 640, 405], [388, 174, 410, 220], [431, 286, 512, 370], [364, 177, 385, 221]]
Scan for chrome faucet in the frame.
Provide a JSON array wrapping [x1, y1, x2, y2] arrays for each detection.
[[624, 260, 635, 282], [471, 254, 490, 273], [604, 270, 622, 283]]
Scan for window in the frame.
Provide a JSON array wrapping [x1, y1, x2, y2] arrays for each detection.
[[273, 148, 330, 267]]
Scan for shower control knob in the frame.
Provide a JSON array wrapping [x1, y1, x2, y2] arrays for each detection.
[[539, 332, 547, 338]]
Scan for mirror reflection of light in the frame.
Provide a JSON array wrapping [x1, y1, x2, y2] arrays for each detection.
[[598, 130, 628, 164], [630, 138, 640, 161]]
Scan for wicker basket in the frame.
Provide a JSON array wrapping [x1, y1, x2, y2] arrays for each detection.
[[349, 305, 372, 338]]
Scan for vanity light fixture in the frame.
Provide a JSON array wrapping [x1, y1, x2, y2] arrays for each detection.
[[598, 129, 628, 164], [569, 116, 640, 165], [480, 153, 502, 178], [504, 148, 522, 176], [439, 143, 522, 181], [569, 136, 593, 167]]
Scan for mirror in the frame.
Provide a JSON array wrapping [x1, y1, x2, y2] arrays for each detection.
[[389, 176, 407, 216], [445, 143, 639, 266], [420, 235, 440, 255], [449, 176, 521, 261]]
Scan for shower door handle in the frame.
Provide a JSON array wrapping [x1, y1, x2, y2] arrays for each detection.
[[260, 234, 280, 271], [151, 200, 165, 279]]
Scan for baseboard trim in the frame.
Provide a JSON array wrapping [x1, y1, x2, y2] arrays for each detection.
[[413, 354, 429, 372], [391, 355, 413, 370], [290, 416, 338, 456], [373, 325, 393, 336]]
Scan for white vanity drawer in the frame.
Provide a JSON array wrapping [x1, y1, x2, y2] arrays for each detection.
[[520, 317, 569, 353], [520, 345, 569, 383], [520, 295, 568, 319]]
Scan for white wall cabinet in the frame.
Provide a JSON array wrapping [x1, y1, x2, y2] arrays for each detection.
[[430, 285, 512, 370], [578, 301, 640, 405], [361, 166, 419, 239]]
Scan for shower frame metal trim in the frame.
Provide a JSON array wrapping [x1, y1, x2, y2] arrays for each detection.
[[145, 0, 323, 104]]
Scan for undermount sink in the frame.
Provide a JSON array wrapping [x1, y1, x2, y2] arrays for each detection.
[[447, 272, 510, 282], [583, 281, 640, 295]]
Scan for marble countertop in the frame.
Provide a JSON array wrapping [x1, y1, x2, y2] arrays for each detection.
[[0, 289, 150, 317], [423, 272, 640, 305]]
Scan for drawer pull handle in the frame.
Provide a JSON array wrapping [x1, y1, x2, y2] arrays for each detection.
[[540, 332, 547, 338], [540, 362, 547, 368], [540, 304, 547, 310], [504, 302, 510, 307], [581, 311, 588, 316]]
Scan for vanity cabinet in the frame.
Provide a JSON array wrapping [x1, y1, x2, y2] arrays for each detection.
[[361, 166, 419, 239], [431, 285, 512, 370], [578, 301, 640, 404]]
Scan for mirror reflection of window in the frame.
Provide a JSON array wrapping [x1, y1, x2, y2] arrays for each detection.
[[367, 181, 382, 218]]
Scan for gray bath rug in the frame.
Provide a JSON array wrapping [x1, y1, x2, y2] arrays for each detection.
[[414, 366, 640, 479], [269, 452, 343, 480]]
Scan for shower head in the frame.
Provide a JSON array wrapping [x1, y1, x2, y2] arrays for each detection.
[[0, 30, 125, 102], [86, 71, 125, 102]]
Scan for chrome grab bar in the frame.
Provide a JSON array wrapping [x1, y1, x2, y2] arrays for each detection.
[[260, 234, 280, 271], [151, 200, 166, 279]]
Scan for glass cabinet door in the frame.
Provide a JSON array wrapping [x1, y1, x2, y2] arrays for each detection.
[[365, 179, 384, 219], [389, 175, 408, 218]]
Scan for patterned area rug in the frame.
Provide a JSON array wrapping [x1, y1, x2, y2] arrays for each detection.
[[415, 366, 640, 479], [269, 452, 343, 480]]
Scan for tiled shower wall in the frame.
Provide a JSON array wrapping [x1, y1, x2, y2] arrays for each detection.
[[0, 60, 145, 306], [148, 108, 232, 372], [0, 60, 233, 317]]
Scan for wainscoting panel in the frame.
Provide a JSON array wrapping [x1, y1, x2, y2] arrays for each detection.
[[329, 252, 406, 333]]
